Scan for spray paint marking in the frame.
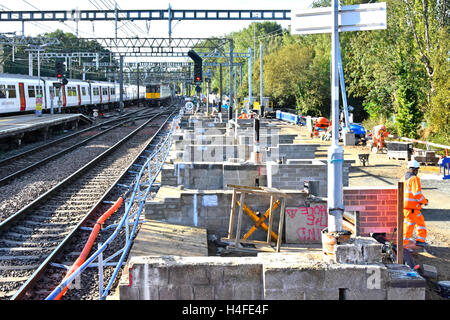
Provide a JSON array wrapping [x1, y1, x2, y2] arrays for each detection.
[[286, 205, 328, 241]]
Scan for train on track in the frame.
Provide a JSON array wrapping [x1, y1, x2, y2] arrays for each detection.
[[145, 82, 175, 107], [0, 73, 147, 115]]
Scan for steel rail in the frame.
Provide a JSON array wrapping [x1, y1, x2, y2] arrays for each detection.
[[0, 106, 176, 300], [0, 108, 146, 167], [0, 109, 158, 186], [45, 105, 182, 300]]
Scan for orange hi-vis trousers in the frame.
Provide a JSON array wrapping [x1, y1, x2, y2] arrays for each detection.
[[403, 209, 427, 246]]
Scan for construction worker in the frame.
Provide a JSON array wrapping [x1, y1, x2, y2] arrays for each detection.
[[403, 159, 429, 248]]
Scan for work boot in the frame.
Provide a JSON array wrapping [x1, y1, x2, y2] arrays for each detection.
[[415, 241, 430, 248]]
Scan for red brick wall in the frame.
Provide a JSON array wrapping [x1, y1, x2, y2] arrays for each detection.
[[343, 187, 398, 238]]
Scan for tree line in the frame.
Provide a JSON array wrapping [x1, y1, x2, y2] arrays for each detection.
[[208, 0, 448, 145]]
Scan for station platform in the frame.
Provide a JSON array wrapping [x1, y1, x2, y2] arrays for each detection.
[[0, 113, 92, 140]]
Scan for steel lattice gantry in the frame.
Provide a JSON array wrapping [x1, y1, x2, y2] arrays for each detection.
[[81, 37, 230, 56], [0, 34, 59, 46], [0, 9, 290, 22]]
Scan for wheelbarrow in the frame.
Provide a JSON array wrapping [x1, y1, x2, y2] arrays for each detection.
[[358, 153, 370, 166]]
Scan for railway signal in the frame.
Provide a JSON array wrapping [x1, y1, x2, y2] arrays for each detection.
[[187, 50, 202, 84], [55, 61, 65, 79]]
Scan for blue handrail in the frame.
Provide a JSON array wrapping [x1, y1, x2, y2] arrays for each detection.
[[45, 108, 184, 300]]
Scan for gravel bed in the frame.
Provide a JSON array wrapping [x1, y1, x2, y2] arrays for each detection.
[[0, 114, 167, 223], [0, 107, 143, 161], [26, 112, 177, 300], [0, 108, 175, 300]]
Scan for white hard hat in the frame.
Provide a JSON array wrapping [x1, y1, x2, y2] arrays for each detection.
[[408, 159, 420, 169]]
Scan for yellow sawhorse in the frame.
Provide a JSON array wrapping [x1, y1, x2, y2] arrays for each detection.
[[226, 184, 290, 252], [236, 200, 280, 242]]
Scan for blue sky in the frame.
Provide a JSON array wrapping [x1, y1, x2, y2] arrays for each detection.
[[0, 0, 315, 38]]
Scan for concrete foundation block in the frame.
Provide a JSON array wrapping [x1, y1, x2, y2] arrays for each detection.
[[335, 243, 363, 264], [264, 288, 306, 300], [324, 265, 373, 289], [214, 284, 234, 300], [159, 285, 178, 300], [264, 265, 326, 291], [344, 132, 356, 146], [119, 286, 140, 300], [304, 289, 340, 300], [344, 288, 387, 300], [334, 237, 383, 264], [193, 285, 215, 300], [232, 283, 262, 300], [421, 264, 438, 279], [170, 266, 210, 285], [179, 285, 195, 300], [387, 287, 425, 300], [223, 264, 262, 285]]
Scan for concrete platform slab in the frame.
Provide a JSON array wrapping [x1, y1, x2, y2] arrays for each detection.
[[0, 113, 89, 139]]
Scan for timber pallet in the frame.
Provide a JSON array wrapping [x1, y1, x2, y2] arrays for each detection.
[[388, 156, 408, 161], [416, 161, 439, 166]]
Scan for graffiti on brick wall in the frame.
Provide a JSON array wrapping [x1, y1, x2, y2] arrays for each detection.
[[285, 204, 328, 243]]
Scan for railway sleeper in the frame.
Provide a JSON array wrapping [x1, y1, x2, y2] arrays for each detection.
[[4, 231, 69, 239]]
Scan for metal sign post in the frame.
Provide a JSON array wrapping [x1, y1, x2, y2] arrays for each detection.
[[291, 1, 387, 233]]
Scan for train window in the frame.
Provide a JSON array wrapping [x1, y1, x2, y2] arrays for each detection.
[[36, 86, 43, 96], [72, 87, 77, 96], [93, 87, 99, 96], [55, 87, 60, 97], [146, 85, 159, 93], [28, 85, 36, 98], [7, 85, 16, 98], [0, 85, 6, 99], [82, 87, 86, 96], [111, 88, 115, 95], [102, 88, 108, 95]]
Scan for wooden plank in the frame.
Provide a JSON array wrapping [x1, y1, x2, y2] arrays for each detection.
[[234, 192, 246, 247], [129, 220, 208, 258], [226, 184, 263, 190], [397, 182, 404, 264], [267, 196, 275, 244], [276, 199, 287, 252], [227, 189, 237, 239]]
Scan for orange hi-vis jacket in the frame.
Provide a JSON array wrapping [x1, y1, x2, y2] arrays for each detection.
[[404, 173, 428, 210]]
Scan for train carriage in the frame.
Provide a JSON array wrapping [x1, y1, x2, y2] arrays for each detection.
[[0, 73, 144, 115], [145, 82, 173, 107]]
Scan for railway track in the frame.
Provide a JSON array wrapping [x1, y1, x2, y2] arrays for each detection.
[[0, 103, 180, 300], [0, 108, 158, 185]]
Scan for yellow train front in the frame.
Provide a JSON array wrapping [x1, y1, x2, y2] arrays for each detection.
[[145, 83, 173, 107]]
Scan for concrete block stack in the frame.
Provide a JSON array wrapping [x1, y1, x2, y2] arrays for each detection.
[[119, 253, 425, 300], [120, 256, 263, 300], [413, 149, 440, 165], [386, 141, 413, 161]]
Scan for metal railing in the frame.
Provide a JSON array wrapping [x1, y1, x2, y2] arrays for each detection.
[[45, 106, 184, 300]]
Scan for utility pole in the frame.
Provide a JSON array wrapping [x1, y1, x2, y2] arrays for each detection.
[[229, 39, 234, 116], [119, 55, 124, 114], [260, 42, 263, 117], [137, 62, 140, 107], [115, 3, 118, 39], [28, 52, 33, 76], [219, 64, 222, 113], [327, 0, 344, 233], [248, 47, 252, 114]]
